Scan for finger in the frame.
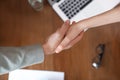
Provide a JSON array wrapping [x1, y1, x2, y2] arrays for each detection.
[[55, 24, 82, 53], [48, 20, 70, 45], [72, 21, 76, 25], [64, 21, 76, 36], [48, 20, 70, 51], [55, 20, 70, 46], [51, 20, 70, 45], [64, 31, 84, 50], [59, 20, 70, 36]]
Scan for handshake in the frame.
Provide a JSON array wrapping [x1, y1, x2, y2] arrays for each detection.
[[42, 20, 85, 55]]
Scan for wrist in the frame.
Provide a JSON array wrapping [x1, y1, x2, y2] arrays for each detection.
[[78, 19, 91, 30], [42, 44, 49, 55]]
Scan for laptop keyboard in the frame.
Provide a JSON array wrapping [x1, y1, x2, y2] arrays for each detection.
[[59, 0, 93, 19]]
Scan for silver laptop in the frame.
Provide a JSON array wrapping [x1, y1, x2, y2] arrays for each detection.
[[48, 0, 120, 22]]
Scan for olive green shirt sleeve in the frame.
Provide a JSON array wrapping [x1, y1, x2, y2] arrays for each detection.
[[0, 45, 44, 75]]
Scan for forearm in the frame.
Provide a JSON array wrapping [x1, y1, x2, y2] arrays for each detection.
[[0, 45, 44, 75], [79, 5, 120, 29]]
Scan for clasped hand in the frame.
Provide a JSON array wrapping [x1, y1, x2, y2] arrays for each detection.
[[42, 4, 120, 55], [43, 20, 85, 55]]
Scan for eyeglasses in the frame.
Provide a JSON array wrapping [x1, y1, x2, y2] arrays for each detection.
[[92, 44, 105, 69]]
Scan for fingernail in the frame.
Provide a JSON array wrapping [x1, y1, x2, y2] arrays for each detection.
[[55, 45, 63, 53], [66, 20, 70, 24]]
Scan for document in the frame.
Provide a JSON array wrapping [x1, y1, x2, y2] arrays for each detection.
[[8, 69, 64, 80]]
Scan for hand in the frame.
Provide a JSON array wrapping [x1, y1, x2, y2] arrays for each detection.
[[55, 21, 85, 53], [42, 20, 70, 55], [55, 5, 120, 53]]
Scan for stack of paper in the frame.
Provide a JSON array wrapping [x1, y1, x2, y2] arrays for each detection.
[[8, 69, 64, 80]]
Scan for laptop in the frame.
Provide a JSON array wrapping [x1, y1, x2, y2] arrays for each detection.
[[48, 0, 120, 22]]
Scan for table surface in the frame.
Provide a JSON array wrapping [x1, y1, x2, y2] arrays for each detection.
[[0, 0, 120, 80]]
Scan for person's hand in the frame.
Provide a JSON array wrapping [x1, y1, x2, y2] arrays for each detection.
[[55, 21, 85, 53], [42, 20, 70, 55], [54, 5, 120, 53]]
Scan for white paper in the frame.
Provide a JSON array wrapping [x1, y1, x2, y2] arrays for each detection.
[[8, 69, 64, 80]]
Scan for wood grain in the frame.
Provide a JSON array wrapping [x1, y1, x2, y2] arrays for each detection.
[[0, 0, 120, 80]]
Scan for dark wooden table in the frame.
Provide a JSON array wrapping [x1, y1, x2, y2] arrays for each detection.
[[0, 0, 120, 80]]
